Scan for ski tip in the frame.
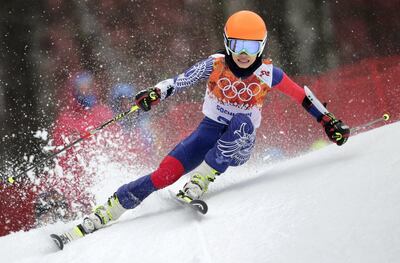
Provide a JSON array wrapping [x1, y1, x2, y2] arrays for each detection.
[[50, 234, 64, 250], [190, 199, 208, 214]]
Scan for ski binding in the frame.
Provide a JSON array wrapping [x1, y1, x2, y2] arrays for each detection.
[[174, 190, 208, 214]]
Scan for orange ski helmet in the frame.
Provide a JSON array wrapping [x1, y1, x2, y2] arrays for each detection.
[[224, 10, 268, 57]]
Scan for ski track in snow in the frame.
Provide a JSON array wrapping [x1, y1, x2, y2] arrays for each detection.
[[1, 122, 400, 263]]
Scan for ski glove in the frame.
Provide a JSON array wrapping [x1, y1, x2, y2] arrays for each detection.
[[320, 113, 350, 146], [135, 87, 161, 111]]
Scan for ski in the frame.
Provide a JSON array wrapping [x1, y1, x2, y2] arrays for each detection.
[[187, 199, 208, 214], [51, 193, 208, 250], [172, 190, 208, 214], [50, 218, 95, 250], [50, 233, 66, 250]]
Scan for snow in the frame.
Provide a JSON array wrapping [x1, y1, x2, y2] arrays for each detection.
[[1, 122, 400, 263]]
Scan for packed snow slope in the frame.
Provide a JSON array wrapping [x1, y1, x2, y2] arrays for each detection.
[[1, 122, 400, 263]]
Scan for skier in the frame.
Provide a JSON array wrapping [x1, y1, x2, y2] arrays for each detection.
[[58, 10, 350, 242]]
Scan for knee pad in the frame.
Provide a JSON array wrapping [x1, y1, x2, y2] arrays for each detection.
[[150, 156, 185, 189]]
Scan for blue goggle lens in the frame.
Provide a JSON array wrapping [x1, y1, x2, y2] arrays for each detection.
[[228, 39, 261, 55]]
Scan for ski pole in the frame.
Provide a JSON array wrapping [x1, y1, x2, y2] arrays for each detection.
[[350, 113, 390, 133], [3, 104, 140, 184]]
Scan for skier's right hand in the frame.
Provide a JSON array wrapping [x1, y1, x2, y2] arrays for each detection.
[[135, 87, 161, 111], [320, 113, 350, 146]]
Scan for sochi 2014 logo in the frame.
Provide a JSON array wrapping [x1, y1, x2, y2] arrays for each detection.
[[217, 77, 261, 102]]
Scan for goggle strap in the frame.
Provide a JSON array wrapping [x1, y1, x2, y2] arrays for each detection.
[[223, 33, 231, 55]]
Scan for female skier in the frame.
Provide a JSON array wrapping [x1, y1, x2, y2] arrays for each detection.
[[56, 10, 350, 244]]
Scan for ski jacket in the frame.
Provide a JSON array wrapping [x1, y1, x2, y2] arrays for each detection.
[[154, 54, 329, 128]]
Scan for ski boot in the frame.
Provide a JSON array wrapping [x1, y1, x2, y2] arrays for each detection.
[[51, 193, 127, 250], [177, 161, 220, 202], [87, 193, 127, 230]]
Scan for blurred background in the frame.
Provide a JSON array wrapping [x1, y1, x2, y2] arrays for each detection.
[[0, 0, 399, 235]]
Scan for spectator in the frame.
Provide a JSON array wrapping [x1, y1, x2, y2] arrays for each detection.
[[109, 83, 138, 132], [44, 71, 114, 217], [34, 189, 71, 227], [108, 83, 155, 167]]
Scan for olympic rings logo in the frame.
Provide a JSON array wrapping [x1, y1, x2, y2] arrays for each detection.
[[217, 78, 261, 102]]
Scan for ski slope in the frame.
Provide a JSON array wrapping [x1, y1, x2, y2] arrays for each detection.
[[1, 122, 400, 263]]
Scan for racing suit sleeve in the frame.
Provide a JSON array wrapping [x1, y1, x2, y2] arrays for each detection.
[[154, 56, 216, 100], [271, 66, 329, 122]]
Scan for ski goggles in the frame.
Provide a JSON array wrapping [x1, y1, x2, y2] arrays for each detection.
[[226, 39, 264, 56]]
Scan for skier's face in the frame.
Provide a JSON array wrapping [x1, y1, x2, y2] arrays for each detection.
[[232, 52, 257, 68]]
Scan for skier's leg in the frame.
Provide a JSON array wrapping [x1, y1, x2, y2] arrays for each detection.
[[150, 117, 225, 189], [182, 113, 256, 200], [206, 113, 256, 172], [81, 117, 224, 232], [78, 157, 182, 233]]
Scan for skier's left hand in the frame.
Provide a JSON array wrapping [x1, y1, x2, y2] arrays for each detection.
[[320, 113, 350, 146]]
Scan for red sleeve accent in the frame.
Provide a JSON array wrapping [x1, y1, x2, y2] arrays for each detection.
[[275, 73, 305, 104]]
